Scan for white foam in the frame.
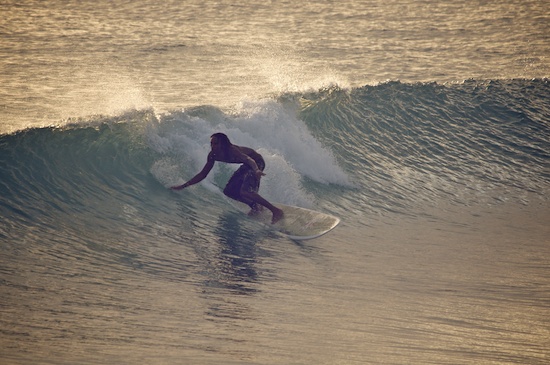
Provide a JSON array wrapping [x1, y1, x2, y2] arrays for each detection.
[[150, 158, 184, 188], [228, 99, 352, 186], [147, 100, 352, 205]]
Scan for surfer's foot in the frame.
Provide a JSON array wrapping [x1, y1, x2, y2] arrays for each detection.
[[271, 208, 284, 224]]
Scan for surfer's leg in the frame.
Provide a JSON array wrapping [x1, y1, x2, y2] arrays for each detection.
[[223, 166, 255, 207], [240, 171, 283, 224], [241, 190, 283, 223]]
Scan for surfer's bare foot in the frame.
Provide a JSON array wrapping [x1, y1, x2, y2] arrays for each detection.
[[271, 208, 284, 224]]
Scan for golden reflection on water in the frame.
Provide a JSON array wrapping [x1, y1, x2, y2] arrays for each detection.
[[1, 199, 549, 363]]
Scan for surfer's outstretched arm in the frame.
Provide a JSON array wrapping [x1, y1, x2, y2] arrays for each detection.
[[171, 155, 215, 190]]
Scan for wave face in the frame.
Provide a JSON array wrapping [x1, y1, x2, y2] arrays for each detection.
[[1, 79, 549, 241], [299, 79, 550, 213]]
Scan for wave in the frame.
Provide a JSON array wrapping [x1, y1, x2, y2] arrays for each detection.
[[1, 79, 549, 239], [300, 79, 549, 208]]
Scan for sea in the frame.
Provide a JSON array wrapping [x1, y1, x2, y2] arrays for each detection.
[[1, 0, 549, 364]]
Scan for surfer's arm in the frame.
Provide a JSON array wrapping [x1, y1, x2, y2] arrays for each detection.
[[235, 147, 265, 179], [171, 154, 215, 190], [244, 155, 265, 178]]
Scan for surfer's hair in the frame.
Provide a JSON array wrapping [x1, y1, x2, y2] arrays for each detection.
[[211, 133, 232, 150]]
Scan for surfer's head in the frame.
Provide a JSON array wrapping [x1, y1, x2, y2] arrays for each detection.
[[210, 132, 231, 152]]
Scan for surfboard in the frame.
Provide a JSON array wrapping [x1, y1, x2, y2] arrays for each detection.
[[250, 203, 340, 240]]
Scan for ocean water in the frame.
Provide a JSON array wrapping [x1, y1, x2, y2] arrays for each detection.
[[1, 0, 549, 364]]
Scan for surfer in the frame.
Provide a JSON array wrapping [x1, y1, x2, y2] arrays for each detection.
[[171, 133, 284, 224]]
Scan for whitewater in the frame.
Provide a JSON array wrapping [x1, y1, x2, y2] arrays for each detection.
[[1, 0, 549, 364]]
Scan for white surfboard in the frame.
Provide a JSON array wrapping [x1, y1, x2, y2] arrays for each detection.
[[250, 203, 340, 240]]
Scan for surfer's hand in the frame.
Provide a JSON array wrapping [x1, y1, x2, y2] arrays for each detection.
[[171, 183, 187, 190], [255, 170, 265, 179]]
